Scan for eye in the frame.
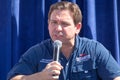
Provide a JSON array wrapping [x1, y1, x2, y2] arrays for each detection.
[[61, 22, 70, 27], [50, 21, 58, 25]]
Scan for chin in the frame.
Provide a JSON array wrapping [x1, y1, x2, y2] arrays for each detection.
[[53, 39, 62, 42], [51, 36, 62, 41]]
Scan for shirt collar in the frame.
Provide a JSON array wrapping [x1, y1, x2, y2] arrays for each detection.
[[74, 35, 80, 50]]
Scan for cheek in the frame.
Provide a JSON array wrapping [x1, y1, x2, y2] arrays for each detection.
[[66, 28, 75, 34], [63, 29, 74, 37], [48, 25, 53, 32], [48, 26, 53, 36], [48, 24, 51, 30]]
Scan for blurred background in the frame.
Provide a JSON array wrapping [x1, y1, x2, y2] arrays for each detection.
[[0, 0, 120, 80]]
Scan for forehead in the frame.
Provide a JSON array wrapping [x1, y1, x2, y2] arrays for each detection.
[[50, 10, 73, 20]]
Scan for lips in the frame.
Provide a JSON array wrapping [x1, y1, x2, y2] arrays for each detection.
[[52, 34, 62, 40], [51, 32, 64, 40], [54, 34, 62, 38]]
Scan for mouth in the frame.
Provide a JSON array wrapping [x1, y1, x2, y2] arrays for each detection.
[[54, 32, 63, 37], [54, 35, 62, 38], [51, 32, 64, 40], [52, 34, 63, 40]]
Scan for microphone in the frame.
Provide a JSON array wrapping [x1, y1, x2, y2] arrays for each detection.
[[52, 40, 62, 79], [53, 40, 62, 61]]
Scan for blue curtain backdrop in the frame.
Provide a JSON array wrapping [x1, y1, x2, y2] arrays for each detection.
[[0, 0, 120, 80]]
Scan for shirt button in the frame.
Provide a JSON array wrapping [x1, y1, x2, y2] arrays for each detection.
[[84, 70, 88, 73]]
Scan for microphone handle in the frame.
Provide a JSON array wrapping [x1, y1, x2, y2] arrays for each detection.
[[53, 46, 60, 61], [53, 45, 61, 79]]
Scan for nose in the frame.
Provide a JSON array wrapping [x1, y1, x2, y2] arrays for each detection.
[[56, 25, 62, 31]]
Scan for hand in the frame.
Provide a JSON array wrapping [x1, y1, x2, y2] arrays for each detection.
[[11, 61, 63, 80], [41, 61, 63, 80], [25, 61, 63, 80]]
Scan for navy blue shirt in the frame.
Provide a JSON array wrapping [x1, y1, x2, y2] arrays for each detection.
[[7, 36, 120, 80]]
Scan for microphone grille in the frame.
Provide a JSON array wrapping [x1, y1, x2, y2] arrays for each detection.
[[53, 40, 62, 47]]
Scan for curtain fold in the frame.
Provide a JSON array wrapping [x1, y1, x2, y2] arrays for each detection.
[[0, 0, 11, 80], [0, 0, 119, 80], [11, 0, 20, 68], [113, 0, 120, 64]]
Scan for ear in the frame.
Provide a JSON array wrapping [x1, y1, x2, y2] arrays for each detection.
[[75, 22, 82, 35]]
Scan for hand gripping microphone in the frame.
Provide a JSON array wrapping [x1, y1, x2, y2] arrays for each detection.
[[53, 40, 62, 61]]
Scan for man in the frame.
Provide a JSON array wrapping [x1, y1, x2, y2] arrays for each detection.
[[7, 1, 120, 80]]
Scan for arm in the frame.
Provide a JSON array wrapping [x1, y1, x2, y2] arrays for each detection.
[[10, 73, 43, 80], [11, 75, 27, 80], [114, 77, 120, 80], [10, 61, 63, 80], [94, 42, 120, 79]]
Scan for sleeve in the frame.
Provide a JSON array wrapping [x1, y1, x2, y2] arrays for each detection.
[[95, 43, 120, 80], [7, 44, 41, 80]]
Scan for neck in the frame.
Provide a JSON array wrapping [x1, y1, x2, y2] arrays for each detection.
[[61, 40, 75, 59]]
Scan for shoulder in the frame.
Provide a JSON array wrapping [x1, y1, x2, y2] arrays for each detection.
[[21, 39, 53, 59], [27, 39, 52, 52], [79, 37, 99, 45], [78, 37, 110, 58], [78, 37, 105, 50]]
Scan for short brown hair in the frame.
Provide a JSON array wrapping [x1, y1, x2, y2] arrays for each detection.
[[48, 1, 82, 25]]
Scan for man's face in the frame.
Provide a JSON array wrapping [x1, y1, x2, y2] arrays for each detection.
[[48, 10, 81, 44]]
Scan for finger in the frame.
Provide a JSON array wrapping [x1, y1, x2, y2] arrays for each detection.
[[49, 75, 59, 80], [51, 70, 61, 75], [51, 70, 60, 80], [48, 61, 63, 69], [52, 75, 59, 80], [50, 65, 63, 71], [45, 63, 63, 71], [47, 70, 60, 80]]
